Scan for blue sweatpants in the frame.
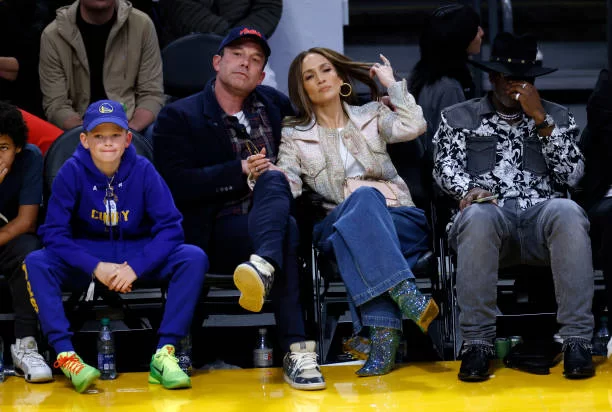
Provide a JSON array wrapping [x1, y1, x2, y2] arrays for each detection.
[[24, 240, 208, 354]]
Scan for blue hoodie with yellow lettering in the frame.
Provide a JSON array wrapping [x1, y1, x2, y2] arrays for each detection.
[[39, 143, 185, 277]]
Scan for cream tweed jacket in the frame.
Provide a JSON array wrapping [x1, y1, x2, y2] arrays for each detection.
[[277, 80, 427, 211]]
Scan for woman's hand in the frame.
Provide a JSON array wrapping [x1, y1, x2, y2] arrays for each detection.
[[369, 54, 396, 89], [247, 147, 271, 179]]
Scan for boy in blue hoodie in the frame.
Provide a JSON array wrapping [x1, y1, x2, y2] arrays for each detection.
[[24, 100, 208, 393]]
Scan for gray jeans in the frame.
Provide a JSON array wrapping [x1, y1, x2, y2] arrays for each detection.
[[448, 198, 594, 342]]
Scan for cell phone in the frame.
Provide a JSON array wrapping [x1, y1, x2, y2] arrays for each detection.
[[472, 194, 499, 203]]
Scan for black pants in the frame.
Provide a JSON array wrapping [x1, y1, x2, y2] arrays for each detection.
[[208, 171, 306, 353], [0, 233, 41, 338]]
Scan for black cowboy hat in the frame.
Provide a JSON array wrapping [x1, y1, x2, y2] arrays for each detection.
[[469, 32, 557, 77]]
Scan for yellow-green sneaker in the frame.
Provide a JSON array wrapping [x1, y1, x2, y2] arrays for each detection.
[[148, 345, 191, 389], [54, 352, 100, 393]]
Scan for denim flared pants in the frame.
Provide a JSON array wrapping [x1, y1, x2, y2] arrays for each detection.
[[313, 187, 430, 332]]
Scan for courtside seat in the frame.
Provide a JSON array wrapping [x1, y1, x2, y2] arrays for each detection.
[[161, 32, 224, 100]]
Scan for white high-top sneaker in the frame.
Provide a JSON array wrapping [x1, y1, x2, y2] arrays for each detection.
[[11, 337, 53, 383]]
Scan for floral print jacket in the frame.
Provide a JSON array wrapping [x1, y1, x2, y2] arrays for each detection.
[[433, 95, 584, 216]]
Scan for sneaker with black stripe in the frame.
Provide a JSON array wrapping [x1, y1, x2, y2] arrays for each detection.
[[283, 341, 326, 391]]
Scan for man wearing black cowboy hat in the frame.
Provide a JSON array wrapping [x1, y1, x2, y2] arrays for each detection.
[[433, 32, 595, 382]]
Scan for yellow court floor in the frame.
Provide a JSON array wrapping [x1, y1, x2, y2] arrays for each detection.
[[2, 360, 612, 411]]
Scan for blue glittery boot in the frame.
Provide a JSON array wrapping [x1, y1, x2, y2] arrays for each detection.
[[355, 327, 401, 377], [389, 279, 439, 333]]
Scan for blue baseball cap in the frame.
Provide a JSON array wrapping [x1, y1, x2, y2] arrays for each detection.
[[83, 100, 129, 132], [217, 26, 271, 58]]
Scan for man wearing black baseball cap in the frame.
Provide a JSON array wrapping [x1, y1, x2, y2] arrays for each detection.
[[154, 27, 326, 390], [216, 26, 272, 61], [433, 32, 595, 382]]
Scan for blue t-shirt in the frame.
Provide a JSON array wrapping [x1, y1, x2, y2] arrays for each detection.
[[0, 144, 43, 222]]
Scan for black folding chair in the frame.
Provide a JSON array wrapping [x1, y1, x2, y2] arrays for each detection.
[[161, 33, 223, 100]]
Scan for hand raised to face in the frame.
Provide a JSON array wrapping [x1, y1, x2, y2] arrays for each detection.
[[505, 80, 546, 122]]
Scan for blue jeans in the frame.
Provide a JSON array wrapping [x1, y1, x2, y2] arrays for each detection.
[[449, 198, 594, 342], [313, 187, 429, 332]]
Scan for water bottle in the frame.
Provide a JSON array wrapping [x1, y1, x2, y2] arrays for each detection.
[[593, 315, 610, 357], [97, 318, 117, 379], [177, 334, 192, 376], [253, 328, 273, 368], [0, 336, 5, 383]]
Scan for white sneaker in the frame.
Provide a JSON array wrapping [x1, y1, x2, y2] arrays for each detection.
[[11, 337, 53, 383], [283, 341, 326, 390]]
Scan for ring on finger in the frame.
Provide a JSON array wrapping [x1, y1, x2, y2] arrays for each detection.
[[514, 92, 520, 101], [255, 166, 259, 172], [522, 83, 527, 89]]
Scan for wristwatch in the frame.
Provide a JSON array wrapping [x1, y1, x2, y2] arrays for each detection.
[[534, 114, 554, 131]]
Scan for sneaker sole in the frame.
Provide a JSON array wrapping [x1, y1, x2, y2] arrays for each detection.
[[234, 264, 265, 312], [26, 374, 54, 383], [74, 368, 101, 393], [355, 365, 395, 377], [148, 373, 191, 389], [416, 299, 440, 334], [283, 373, 327, 390], [14, 366, 54, 383], [458, 372, 490, 383]]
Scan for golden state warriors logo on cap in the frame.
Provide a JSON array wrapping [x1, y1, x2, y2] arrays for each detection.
[[99, 102, 115, 114]]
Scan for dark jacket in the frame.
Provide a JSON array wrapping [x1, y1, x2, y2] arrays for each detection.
[[159, 0, 282, 47], [577, 69, 612, 211], [153, 79, 294, 250]]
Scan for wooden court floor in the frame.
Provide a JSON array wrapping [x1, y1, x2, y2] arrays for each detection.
[[2, 359, 612, 411]]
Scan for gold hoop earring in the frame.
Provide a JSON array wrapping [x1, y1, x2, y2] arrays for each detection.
[[339, 82, 352, 97]]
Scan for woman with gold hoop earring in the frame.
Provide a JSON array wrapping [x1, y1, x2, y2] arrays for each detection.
[[339, 82, 352, 97], [277, 48, 436, 377]]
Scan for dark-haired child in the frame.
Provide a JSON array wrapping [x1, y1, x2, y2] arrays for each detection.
[[0, 101, 53, 383]]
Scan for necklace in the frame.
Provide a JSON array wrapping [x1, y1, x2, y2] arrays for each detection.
[[496, 110, 522, 121], [339, 129, 350, 172]]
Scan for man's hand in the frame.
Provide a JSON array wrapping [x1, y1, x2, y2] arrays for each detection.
[[128, 108, 155, 132], [460, 187, 498, 211], [94, 262, 122, 288], [62, 115, 83, 131], [109, 262, 137, 293], [506, 80, 546, 123]]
